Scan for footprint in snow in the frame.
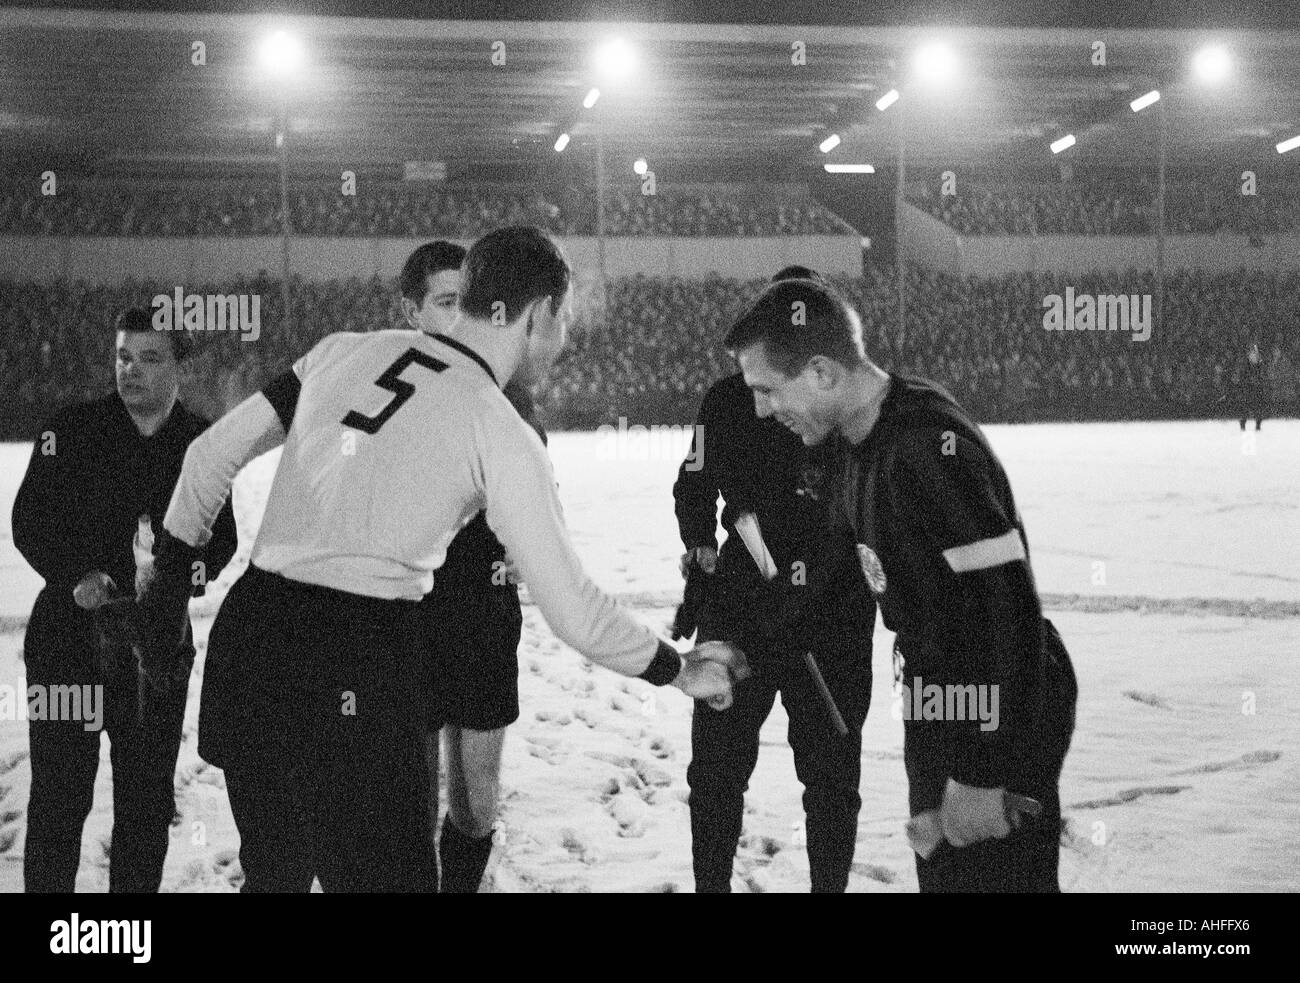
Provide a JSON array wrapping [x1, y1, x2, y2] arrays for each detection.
[[1172, 749, 1281, 775], [850, 861, 898, 884], [1070, 785, 1189, 809], [1124, 690, 1171, 710], [607, 795, 649, 838]]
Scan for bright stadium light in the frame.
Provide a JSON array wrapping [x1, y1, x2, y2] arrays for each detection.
[[819, 133, 841, 153], [633, 157, 648, 175], [554, 132, 570, 152], [594, 38, 636, 81], [876, 88, 900, 111], [1130, 90, 1161, 112], [824, 163, 875, 174], [258, 30, 304, 76], [1278, 134, 1300, 155], [914, 41, 957, 84], [1050, 134, 1076, 154], [583, 87, 601, 109], [1192, 45, 1231, 84]]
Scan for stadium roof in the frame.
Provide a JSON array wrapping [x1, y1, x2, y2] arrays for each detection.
[[2, 7, 1299, 182]]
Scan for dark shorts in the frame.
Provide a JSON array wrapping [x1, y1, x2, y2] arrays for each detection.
[[420, 589, 522, 733], [198, 564, 437, 892]]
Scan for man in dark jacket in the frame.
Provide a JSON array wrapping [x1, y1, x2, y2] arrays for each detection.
[[12, 307, 237, 893], [674, 267, 876, 893], [723, 278, 1076, 893], [1239, 341, 1268, 431]]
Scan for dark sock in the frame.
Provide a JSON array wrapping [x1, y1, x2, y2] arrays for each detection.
[[439, 820, 494, 894]]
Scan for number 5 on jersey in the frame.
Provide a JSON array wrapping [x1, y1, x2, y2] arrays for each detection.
[[342, 348, 448, 435]]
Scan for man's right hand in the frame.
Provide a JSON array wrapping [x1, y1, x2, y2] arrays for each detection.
[[672, 640, 750, 709], [938, 778, 1013, 847], [73, 570, 117, 611], [678, 546, 718, 578]]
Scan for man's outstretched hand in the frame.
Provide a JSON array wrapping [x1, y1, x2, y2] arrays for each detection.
[[672, 640, 751, 710]]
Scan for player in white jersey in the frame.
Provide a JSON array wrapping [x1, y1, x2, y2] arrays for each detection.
[[133, 226, 746, 892], [399, 239, 537, 892]]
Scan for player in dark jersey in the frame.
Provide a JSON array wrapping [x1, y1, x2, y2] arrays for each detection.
[[723, 278, 1077, 892], [674, 267, 875, 893], [399, 241, 543, 892]]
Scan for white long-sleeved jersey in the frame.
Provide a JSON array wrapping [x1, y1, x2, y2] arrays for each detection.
[[163, 329, 670, 678]]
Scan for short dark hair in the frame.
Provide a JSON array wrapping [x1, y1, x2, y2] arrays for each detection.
[[400, 240, 467, 306], [771, 265, 827, 285], [459, 226, 570, 323], [115, 306, 191, 361], [724, 280, 865, 377]]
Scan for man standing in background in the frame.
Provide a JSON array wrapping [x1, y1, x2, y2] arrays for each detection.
[[674, 266, 876, 893], [12, 307, 237, 892], [1239, 341, 1268, 430]]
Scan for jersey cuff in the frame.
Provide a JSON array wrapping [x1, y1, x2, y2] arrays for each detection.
[[638, 640, 683, 686]]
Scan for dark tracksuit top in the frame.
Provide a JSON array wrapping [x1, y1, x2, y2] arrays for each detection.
[[673, 372, 874, 663], [827, 373, 1069, 792], [12, 392, 239, 663]]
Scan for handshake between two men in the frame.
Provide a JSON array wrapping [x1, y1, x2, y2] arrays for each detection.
[[89, 529, 753, 716]]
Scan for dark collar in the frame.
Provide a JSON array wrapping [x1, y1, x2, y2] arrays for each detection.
[[429, 332, 498, 386], [843, 374, 900, 450]]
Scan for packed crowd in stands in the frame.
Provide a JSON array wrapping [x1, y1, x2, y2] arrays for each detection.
[[6, 173, 1296, 239], [568, 190, 850, 236], [0, 181, 847, 238], [906, 175, 1300, 235], [3, 269, 1296, 440]]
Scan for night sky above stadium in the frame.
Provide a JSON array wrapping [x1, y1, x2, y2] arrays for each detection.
[[10, 0, 1300, 29]]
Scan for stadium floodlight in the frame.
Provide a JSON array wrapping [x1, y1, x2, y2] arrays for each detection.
[[594, 38, 636, 81], [876, 89, 900, 111], [258, 30, 305, 76], [1130, 90, 1161, 112], [583, 87, 601, 109], [554, 132, 570, 152], [824, 163, 875, 173], [1192, 45, 1231, 84], [1050, 134, 1076, 154], [633, 157, 648, 175], [819, 133, 841, 153], [914, 41, 957, 85], [1278, 134, 1300, 155]]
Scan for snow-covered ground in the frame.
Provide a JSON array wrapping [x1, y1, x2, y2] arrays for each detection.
[[0, 420, 1296, 892]]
